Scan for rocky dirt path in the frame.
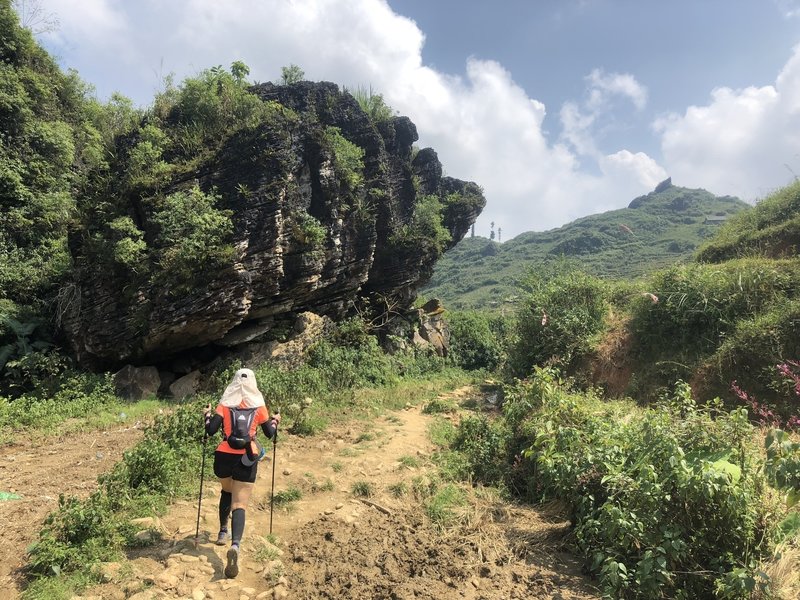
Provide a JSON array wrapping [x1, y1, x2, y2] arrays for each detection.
[[0, 421, 147, 597], [77, 386, 600, 600]]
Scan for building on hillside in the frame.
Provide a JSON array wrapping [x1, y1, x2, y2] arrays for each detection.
[[703, 215, 729, 225]]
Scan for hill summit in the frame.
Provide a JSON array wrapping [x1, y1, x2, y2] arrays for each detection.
[[423, 181, 748, 309]]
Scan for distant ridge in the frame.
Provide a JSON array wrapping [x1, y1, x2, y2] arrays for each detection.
[[424, 182, 748, 309]]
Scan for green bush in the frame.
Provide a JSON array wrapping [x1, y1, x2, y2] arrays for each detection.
[[324, 126, 364, 190], [702, 298, 800, 413], [452, 370, 783, 599], [350, 86, 394, 123], [0, 372, 116, 432], [451, 415, 509, 484], [507, 265, 608, 377], [307, 330, 397, 390], [391, 194, 452, 255], [27, 491, 132, 577], [446, 310, 505, 371], [150, 185, 234, 287]]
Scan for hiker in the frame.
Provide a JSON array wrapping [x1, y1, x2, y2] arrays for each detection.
[[204, 367, 280, 578]]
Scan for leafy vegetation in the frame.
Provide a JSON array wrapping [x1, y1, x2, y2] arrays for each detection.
[[391, 194, 452, 255], [446, 368, 795, 599], [324, 125, 365, 190], [280, 64, 305, 85], [508, 264, 608, 378], [445, 309, 506, 371], [349, 85, 394, 123]]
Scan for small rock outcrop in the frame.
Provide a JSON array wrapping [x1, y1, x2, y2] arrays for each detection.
[[62, 81, 484, 368]]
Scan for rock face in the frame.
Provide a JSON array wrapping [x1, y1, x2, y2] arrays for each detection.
[[62, 82, 484, 368], [113, 365, 160, 400]]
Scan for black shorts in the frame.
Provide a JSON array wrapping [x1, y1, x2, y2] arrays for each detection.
[[213, 451, 258, 483]]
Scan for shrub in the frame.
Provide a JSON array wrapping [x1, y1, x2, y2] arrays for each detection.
[[507, 265, 608, 377], [446, 310, 505, 371], [323, 126, 364, 190], [629, 259, 800, 403], [291, 213, 326, 247], [27, 491, 132, 577], [150, 185, 234, 287], [704, 299, 800, 414], [450, 415, 509, 484], [391, 194, 452, 255], [452, 370, 783, 599]]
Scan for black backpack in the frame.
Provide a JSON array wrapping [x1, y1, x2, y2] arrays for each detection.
[[225, 406, 257, 449]]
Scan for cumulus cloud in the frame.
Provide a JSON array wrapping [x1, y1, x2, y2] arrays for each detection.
[[37, 0, 667, 239], [654, 44, 800, 201]]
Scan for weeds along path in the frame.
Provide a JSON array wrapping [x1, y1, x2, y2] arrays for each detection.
[[0, 421, 146, 596], [82, 386, 600, 600]]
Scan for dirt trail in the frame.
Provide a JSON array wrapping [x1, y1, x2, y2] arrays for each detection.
[[0, 422, 146, 596], [78, 386, 600, 600]]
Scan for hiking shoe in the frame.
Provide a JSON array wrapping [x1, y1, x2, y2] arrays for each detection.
[[215, 529, 229, 546], [224, 545, 239, 578]]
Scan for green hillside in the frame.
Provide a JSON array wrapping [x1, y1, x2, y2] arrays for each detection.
[[424, 180, 748, 309]]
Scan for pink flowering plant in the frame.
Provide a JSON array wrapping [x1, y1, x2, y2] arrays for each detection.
[[731, 360, 800, 431]]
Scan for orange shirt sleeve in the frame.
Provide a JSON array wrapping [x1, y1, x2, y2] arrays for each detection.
[[255, 405, 269, 425]]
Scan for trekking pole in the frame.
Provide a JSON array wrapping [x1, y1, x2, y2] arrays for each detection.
[[194, 413, 209, 547], [269, 422, 279, 535]]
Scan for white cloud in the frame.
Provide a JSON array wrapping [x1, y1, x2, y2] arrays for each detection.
[[586, 69, 648, 111], [558, 69, 649, 164], [775, 0, 800, 18], [36, 0, 667, 239], [654, 44, 800, 201]]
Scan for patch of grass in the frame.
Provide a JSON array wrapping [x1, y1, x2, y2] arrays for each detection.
[[264, 561, 284, 584], [388, 481, 407, 498], [398, 455, 421, 469], [386, 414, 403, 425], [339, 447, 361, 457], [21, 572, 95, 600], [271, 487, 302, 507], [253, 543, 281, 561], [411, 475, 439, 500], [0, 376, 169, 445], [305, 476, 334, 493], [351, 480, 375, 498], [355, 432, 375, 443], [347, 369, 476, 415], [431, 449, 471, 482], [428, 417, 456, 447], [330, 461, 343, 472], [422, 398, 456, 414], [288, 414, 327, 436], [425, 483, 467, 528]]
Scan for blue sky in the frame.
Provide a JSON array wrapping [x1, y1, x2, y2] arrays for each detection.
[[26, 0, 800, 240]]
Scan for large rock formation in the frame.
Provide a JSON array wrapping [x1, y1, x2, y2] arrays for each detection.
[[62, 81, 484, 368]]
